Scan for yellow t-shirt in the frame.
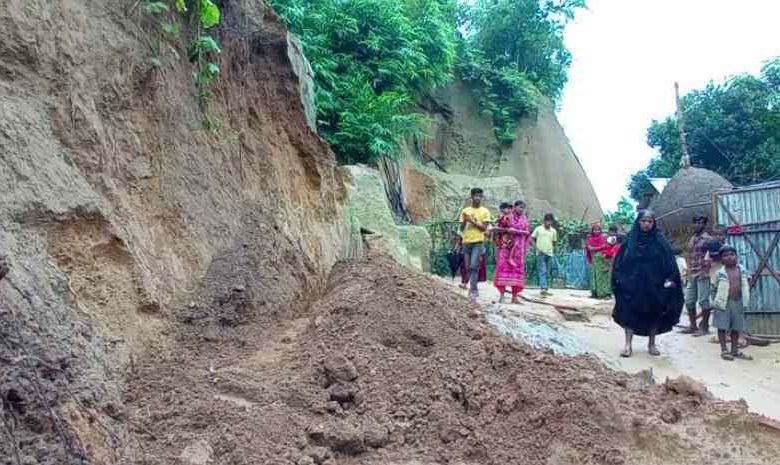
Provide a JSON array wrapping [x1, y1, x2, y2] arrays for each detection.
[[460, 206, 492, 244], [532, 225, 558, 256]]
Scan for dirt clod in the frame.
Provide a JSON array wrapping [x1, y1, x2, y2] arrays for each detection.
[[470, 327, 487, 340], [361, 418, 390, 448], [328, 383, 355, 404], [310, 421, 366, 455], [666, 375, 713, 400], [180, 440, 213, 465], [661, 406, 683, 424], [323, 354, 359, 384], [303, 446, 332, 464], [325, 401, 343, 415]]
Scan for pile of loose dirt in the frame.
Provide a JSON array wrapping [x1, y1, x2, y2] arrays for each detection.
[[128, 252, 780, 465]]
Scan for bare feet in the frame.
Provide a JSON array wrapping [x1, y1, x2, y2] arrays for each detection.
[[732, 351, 753, 360]]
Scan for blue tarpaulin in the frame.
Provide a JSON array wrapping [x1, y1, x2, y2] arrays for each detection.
[[564, 250, 589, 289]]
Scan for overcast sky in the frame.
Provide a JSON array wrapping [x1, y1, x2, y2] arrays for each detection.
[[558, 0, 780, 211]]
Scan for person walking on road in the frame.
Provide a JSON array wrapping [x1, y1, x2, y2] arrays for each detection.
[[459, 188, 491, 304], [532, 213, 558, 297], [612, 210, 684, 357], [493, 200, 531, 304]]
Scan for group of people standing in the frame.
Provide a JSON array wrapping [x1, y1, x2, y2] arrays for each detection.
[[458, 188, 558, 305], [457, 188, 752, 361], [612, 211, 752, 360], [458, 187, 625, 306], [680, 217, 752, 360]]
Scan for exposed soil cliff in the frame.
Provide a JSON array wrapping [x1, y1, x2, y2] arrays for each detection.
[[1, 1, 357, 463], [416, 80, 603, 222]]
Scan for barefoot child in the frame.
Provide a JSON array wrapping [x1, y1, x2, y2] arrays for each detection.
[[712, 245, 752, 361]]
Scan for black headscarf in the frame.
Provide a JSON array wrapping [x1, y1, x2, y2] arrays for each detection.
[[618, 210, 676, 266], [611, 210, 683, 336]]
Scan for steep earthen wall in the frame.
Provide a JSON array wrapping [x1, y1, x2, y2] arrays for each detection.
[[0, 1, 357, 463], [417, 80, 603, 222]]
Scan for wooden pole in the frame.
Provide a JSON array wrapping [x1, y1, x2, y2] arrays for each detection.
[[675, 82, 692, 169]]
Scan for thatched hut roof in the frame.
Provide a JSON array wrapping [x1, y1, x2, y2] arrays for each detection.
[[652, 167, 733, 237]]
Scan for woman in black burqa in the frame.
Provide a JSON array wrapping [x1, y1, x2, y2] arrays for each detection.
[[612, 210, 683, 357]]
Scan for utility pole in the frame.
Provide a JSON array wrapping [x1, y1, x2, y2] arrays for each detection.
[[675, 82, 692, 169]]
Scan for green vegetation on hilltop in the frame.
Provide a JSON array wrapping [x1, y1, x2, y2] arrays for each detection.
[[629, 57, 780, 199], [461, 0, 584, 144], [270, 0, 584, 163]]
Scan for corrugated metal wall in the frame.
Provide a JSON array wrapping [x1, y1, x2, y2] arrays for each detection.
[[715, 184, 780, 335]]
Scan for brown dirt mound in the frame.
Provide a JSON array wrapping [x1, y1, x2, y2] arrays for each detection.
[[128, 252, 780, 465]]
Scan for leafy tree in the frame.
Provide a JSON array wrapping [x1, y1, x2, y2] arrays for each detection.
[[460, 0, 585, 143], [271, 0, 460, 163], [603, 197, 636, 230], [629, 57, 780, 200]]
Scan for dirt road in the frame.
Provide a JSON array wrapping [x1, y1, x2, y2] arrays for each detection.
[[454, 281, 780, 421]]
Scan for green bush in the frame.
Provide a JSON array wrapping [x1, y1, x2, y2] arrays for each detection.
[[271, 0, 460, 163]]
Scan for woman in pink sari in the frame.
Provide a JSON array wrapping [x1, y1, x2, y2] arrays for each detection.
[[493, 200, 531, 303]]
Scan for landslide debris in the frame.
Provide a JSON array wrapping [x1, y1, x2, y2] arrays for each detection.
[[128, 252, 780, 465]]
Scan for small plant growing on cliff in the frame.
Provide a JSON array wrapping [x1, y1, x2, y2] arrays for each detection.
[[142, 0, 222, 127]]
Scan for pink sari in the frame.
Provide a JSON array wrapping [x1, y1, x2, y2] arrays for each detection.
[[493, 213, 530, 294]]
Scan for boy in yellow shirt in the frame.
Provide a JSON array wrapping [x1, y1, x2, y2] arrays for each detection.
[[459, 188, 492, 303]]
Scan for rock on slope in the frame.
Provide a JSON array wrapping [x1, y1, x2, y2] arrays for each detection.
[[0, 1, 357, 463], [418, 80, 603, 222], [130, 251, 780, 465], [340, 165, 431, 271]]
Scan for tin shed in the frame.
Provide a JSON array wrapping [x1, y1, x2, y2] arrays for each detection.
[[714, 181, 780, 336]]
